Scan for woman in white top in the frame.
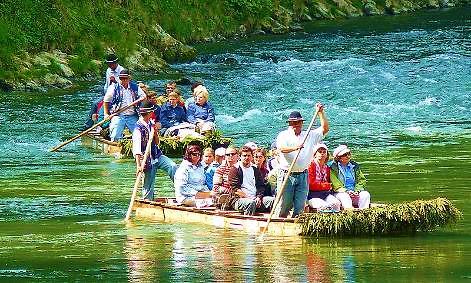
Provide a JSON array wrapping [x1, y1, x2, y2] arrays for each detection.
[[174, 144, 213, 207]]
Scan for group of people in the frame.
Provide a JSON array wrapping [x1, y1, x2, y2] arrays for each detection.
[[83, 54, 216, 142], [136, 102, 371, 218], [85, 54, 371, 218]]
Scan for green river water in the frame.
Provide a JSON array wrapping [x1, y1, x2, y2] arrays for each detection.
[[0, 7, 470, 282]]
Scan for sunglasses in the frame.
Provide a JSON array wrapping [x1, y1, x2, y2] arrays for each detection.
[[225, 152, 237, 156], [190, 152, 201, 156], [340, 152, 351, 157]]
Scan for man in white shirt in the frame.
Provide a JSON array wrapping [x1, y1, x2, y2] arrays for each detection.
[[228, 146, 274, 215], [103, 69, 146, 141], [81, 54, 124, 130], [103, 54, 124, 94], [275, 103, 329, 218]]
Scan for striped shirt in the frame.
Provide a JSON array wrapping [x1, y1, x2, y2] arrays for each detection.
[[213, 163, 234, 194]]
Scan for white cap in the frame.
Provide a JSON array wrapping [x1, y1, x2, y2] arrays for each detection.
[[244, 142, 258, 151], [333, 144, 351, 158], [313, 143, 328, 154], [215, 147, 226, 157]]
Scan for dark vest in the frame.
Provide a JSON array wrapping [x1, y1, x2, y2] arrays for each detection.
[[135, 120, 162, 170], [110, 81, 139, 114]]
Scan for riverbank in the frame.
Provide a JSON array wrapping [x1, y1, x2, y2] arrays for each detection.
[[0, 0, 469, 91]]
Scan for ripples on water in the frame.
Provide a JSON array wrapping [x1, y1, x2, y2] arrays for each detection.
[[0, 7, 470, 282]]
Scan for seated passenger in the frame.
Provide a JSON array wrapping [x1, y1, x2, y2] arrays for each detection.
[[159, 92, 187, 135], [213, 146, 239, 195], [186, 82, 203, 107], [186, 85, 215, 132], [330, 145, 370, 209], [202, 147, 222, 190], [174, 144, 213, 207], [228, 146, 274, 215], [253, 148, 272, 196], [307, 143, 341, 212]]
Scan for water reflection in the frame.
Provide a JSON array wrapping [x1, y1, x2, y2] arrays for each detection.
[[124, 222, 471, 282]]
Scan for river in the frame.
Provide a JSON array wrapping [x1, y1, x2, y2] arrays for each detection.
[[0, 7, 470, 282]]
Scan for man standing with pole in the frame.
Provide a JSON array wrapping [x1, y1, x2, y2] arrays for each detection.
[[103, 69, 145, 141], [275, 103, 329, 218]]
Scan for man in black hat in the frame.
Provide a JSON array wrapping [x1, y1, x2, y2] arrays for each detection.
[[132, 101, 177, 200], [80, 54, 124, 131], [103, 69, 146, 141], [274, 103, 329, 218], [104, 54, 124, 94]]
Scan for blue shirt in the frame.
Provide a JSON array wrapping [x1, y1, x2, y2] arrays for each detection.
[[205, 162, 220, 190], [186, 101, 215, 124], [174, 160, 209, 203], [339, 162, 356, 191], [159, 102, 186, 128]]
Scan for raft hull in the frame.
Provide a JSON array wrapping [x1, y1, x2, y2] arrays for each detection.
[[81, 133, 124, 158], [133, 199, 302, 237]]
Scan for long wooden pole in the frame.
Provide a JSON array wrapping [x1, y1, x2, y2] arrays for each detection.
[[260, 109, 320, 236], [50, 96, 146, 152], [125, 127, 155, 221]]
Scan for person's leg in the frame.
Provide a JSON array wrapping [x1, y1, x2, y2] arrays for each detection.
[[181, 198, 196, 207], [261, 196, 275, 212], [125, 114, 139, 133], [275, 172, 295, 218], [110, 116, 125, 141], [335, 192, 353, 209], [155, 155, 177, 181], [142, 166, 157, 200], [357, 191, 371, 209], [325, 194, 342, 211], [308, 198, 329, 210], [234, 198, 256, 215], [292, 173, 309, 217]]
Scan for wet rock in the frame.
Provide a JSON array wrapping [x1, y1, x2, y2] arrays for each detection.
[[259, 53, 279, 63], [333, 0, 362, 17], [252, 29, 266, 36], [290, 24, 304, 32], [309, 2, 335, 19], [223, 57, 238, 65], [153, 24, 197, 62], [239, 25, 247, 36], [0, 80, 13, 92], [42, 73, 72, 88], [175, 77, 192, 86], [126, 46, 169, 73], [363, 0, 381, 16]]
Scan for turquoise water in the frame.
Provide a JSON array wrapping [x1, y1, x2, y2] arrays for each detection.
[[1, 7, 470, 282]]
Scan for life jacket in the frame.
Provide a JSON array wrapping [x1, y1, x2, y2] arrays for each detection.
[[110, 81, 139, 114], [308, 161, 331, 191], [135, 120, 162, 170]]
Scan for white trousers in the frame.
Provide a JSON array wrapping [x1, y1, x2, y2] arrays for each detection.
[[335, 191, 371, 209], [308, 195, 341, 211]]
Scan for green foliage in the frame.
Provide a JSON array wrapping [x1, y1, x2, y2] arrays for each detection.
[[297, 197, 462, 237], [119, 130, 231, 158]]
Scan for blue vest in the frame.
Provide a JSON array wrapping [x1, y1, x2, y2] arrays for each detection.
[[110, 81, 139, 114], [135, 120, 162, 170]]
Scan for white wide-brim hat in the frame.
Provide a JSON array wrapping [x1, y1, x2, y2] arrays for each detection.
[[333, 144, 350, 158]]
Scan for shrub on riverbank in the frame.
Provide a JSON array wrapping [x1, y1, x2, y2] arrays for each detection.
[[1, 0, 469, 91]]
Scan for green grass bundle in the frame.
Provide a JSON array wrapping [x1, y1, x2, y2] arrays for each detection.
[[297, 197, 462, 237], [119, 130, 231, 158]]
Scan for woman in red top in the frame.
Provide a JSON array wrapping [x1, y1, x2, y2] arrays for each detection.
[[307, 143, 341, 212]]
